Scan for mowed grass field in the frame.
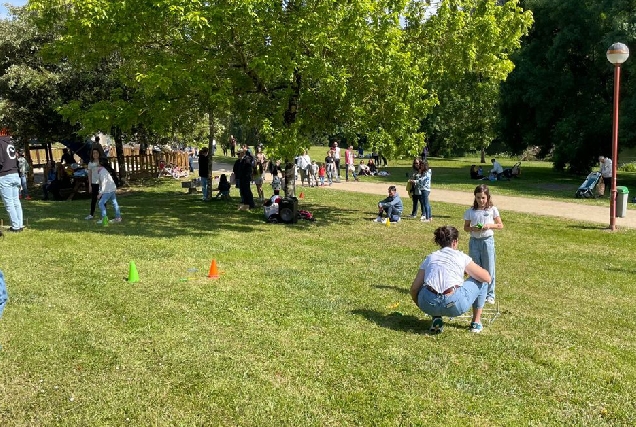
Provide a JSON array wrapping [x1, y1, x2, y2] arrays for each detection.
[[1, 158, 635, 426]]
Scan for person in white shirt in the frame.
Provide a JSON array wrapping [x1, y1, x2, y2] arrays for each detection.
[[599, 156, 613, 196], [332, 141, 341, 180], [96, 159, 122, 223], [410, 225, 491, 334], [297, 150, 312, 186], [490, 158, 504, 179]]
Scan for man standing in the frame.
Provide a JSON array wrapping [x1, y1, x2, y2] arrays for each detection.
[[0, 136, 24, 232], [599, 156, 613, 197]]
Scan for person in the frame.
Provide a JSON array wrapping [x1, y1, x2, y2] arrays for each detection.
[[61, 148, 75, 165], [271, 169, 282, 194], [599, 156, 613, 196], [416, 161, 432, 222], [367, 159, 377, 175], [0, 136, 24, 232], [463, 184, 503, 305], [229, 134, 237, 157], [238, 149, 255, 210], [324, 150, 335, 185], [42, 161, 58, 200], [86, 148, 102, 219], [332, 141, 341, 181], [318, 163, 326, 186], [198, 147, 210, 201], [17, 150, 31, 200], [490, 158, 504, 180], [409, 225, 492, 334], [0, 269, 7, 319], [375, 185, 403, 223], [253, 150, 265, 201], [215, 173, 231, 199], [357, 160, 370, 176], [345, 145, 358, 182], [310, 160, 318, 187], [297, 149, 311, 186], [408, 159, 423, 219], [371, 147, 379, 167], [470, 165, 484, 180], [96, 158, 122, 223], [188, 152, 194, 173]]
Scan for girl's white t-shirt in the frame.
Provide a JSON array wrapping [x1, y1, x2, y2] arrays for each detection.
[[419, 247, 472, 293], [463, 206, 500, 238], [88, 161, 100, 184]]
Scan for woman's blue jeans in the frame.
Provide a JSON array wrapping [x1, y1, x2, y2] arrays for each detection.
[[417, 277, 486, 317], [469, 236, 496, 300], [420, 190, 431, 219], [0, 173, 23, 229]]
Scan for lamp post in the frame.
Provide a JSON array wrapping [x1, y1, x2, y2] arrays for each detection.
[[606, 42, 629, 231]]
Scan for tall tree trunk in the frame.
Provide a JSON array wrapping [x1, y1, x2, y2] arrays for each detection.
[[208, 111, 215, 179], [480, 147, 486, 163], [284, 161, 295, 198], [112, 126, 126, 184]]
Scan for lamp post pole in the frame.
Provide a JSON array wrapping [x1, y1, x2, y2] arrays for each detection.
[[606, 43, 629, 231]]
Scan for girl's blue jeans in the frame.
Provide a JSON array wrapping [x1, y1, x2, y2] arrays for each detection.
[[99, 192, 121, 219], [420, 190, 431, 219], [469, 236, 496, 300]]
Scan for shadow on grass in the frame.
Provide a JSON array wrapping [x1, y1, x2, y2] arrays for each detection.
[[351, 308, 430, 335], [373, 284, 409, 295], [21, 188, 367, 238]]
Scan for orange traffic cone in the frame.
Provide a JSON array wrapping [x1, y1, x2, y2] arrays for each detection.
[[207, 259, 220, 279], [298, 192, 305, 199]]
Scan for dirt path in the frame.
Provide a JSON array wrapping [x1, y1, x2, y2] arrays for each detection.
[[211, 163, 635, 229]]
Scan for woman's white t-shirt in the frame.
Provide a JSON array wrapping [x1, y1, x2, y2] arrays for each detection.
[[464, 206, 500, 238], [419, 247, 472, 293], [88, 161, 100, 184]]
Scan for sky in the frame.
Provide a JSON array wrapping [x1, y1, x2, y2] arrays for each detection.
[[0, 0, 28, 19]]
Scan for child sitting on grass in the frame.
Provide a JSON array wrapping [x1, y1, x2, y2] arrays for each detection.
[[215, 174, 231, 200]]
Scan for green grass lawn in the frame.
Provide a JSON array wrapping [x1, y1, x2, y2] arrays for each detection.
[[1, 172, 635, 425]]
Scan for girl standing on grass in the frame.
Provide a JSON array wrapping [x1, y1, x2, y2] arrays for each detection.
[[463, 184, 503, 307], [97, 159, 122, 224]]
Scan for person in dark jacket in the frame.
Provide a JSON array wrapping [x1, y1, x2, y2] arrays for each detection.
[[238, 149, 255, 209], [0, 136, 24, 231], [198, 147, 210, 201]]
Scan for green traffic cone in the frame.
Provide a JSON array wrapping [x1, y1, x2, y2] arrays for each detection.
[[102, 215, 109, 226], [128, 261, 139, 283]]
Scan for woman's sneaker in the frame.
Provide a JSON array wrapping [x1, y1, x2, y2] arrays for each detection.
[[85, 215, 94, 220], [374, 216, 384, 223], [429, 317, 444, 334], [486, 297, 495, 304], [470, 322, 483, 333]]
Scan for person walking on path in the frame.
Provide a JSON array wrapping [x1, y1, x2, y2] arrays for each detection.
[[86, 148, 102, 219], [0, 137, 24, 232], [463, 184, 503, 305], [332, 142, 341, 181], [598, 156, 613, 196], [410, 225, 491, 334]]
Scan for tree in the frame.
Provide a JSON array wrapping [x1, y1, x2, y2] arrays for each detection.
[[405, 0, 532, 159], [499, 0, 636, 173]]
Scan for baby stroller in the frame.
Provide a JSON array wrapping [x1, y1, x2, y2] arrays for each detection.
[[575, 171, 601, 198], [501, 162, 521, 179]]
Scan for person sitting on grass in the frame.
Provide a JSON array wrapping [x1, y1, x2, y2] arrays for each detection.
[[375, 185, 403, 223], [215, 174, 231, 200], [409, 225, 492, 334]]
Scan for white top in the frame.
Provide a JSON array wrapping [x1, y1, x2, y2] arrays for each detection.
[[600, 158, 613, 178], [491, 160, 503, 174], [333, 146, 341, 160], [298, 154, 311, 170], [98, 167, 117, 194], [464, 206, 500, 238], [419, 247, 472, 293], [88, 161, 100, 184]]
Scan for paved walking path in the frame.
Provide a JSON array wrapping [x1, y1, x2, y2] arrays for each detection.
[[212, 162, 635, 229]]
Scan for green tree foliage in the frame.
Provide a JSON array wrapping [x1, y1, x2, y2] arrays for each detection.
[[499, 0, 636, 173], [406, 0, 532, 158]]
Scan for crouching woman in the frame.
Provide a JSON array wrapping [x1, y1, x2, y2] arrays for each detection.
[[410, 225, 491, 334]]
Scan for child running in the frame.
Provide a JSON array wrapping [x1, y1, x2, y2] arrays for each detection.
[[97, 159, 122, 224], [463, 184, 503, 313]]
